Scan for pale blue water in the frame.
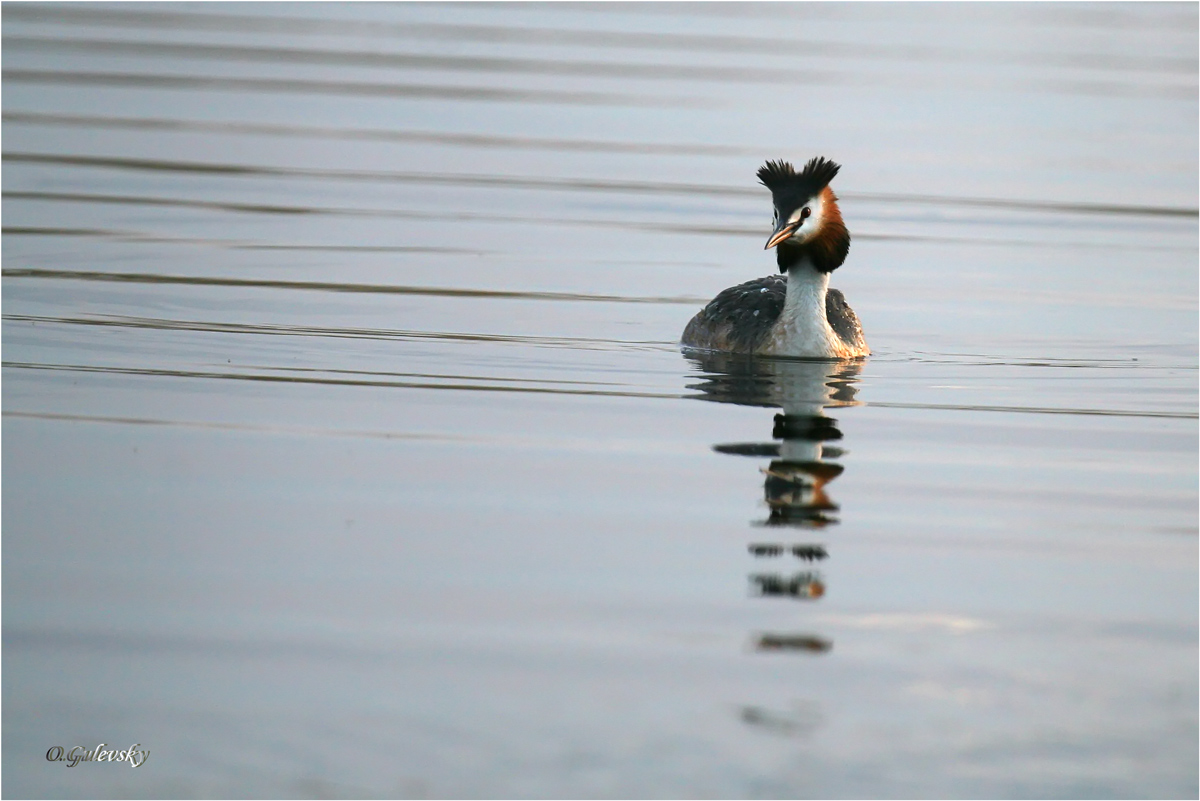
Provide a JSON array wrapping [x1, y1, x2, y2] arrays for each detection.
[[3, 3, 1197, 798]]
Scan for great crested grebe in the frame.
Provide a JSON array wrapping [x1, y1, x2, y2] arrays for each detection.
[[681, 157, 868, 359]]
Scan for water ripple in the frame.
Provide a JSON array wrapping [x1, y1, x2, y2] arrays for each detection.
[[4, 359, 1191, 419], [4, 313, 675, 352], [6, 4, 1194, 74], [1, 268, 705, 305], [1, 360, 682, 400], [6, 154, 1194, 218], [1, 111, 753, 156], [2, 68, 708, 108], [4, 35, 848, 87]]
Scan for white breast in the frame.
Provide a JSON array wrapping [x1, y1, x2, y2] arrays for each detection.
[[758, 262, 846, 358]]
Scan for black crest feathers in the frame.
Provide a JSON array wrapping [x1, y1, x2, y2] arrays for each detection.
[[757, 157, 841, 198], [758, 157, 849, 274]]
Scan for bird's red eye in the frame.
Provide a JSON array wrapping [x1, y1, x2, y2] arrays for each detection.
[[800, 207, 812, 220]]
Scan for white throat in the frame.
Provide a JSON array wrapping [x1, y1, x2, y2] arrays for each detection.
[[762, 259, 842, 358]]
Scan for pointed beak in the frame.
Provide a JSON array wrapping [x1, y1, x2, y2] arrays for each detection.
[[764, 221, 799, 250]]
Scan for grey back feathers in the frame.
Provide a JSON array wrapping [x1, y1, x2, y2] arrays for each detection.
[[682, 275, 787, 353], [824, 288, 866, 351]]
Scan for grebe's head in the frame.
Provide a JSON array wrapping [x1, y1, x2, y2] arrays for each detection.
[[757, 157, 850, 273]]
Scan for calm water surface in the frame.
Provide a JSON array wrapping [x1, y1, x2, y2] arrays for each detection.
[[3, 3, 1197, 798]]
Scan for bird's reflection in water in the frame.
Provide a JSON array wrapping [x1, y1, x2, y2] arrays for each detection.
[[685, 352, 863, 656]]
